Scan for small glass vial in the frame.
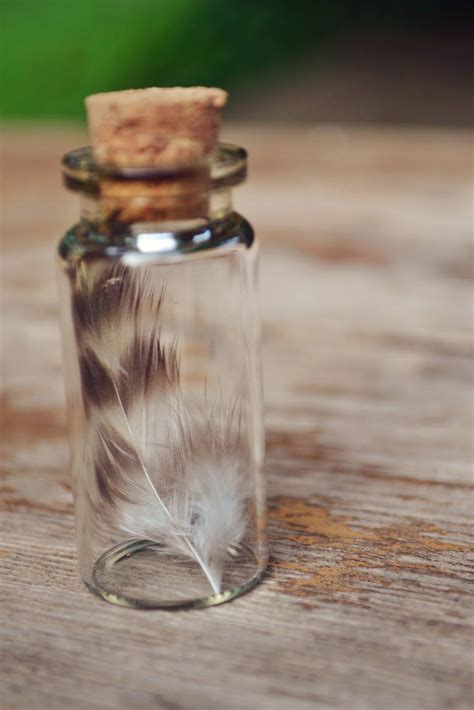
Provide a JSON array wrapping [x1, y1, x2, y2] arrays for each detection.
[[58, 143, 267, 608]]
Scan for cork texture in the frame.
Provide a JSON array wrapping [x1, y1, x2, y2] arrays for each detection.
[[85, 87, 228, 168]]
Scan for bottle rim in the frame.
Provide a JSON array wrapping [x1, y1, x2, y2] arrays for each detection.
[[62, 142, 247, 194]]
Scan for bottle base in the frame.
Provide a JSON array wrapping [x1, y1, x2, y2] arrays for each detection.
[[86, 538, 267, 609]]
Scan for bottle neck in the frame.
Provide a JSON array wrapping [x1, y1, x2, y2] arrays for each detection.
[[72, 186, 241, 260], [63, 143, 247, 230], [79, 173, 233, 228]]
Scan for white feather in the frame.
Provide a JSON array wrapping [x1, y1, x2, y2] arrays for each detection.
[[114, 456, 247, 594], [190, 459, 247, 590], [91, 386, 248, 594]]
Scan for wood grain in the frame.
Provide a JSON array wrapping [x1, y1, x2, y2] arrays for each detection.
[[1, 125, 473, 710]]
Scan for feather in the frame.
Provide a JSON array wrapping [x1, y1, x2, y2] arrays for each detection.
[[71, 262, 248, 594], [109, 401, 248, 594], [189, 457, 247, 591]]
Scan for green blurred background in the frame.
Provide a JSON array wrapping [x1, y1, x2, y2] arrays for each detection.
[[1, 0, 472, 124]]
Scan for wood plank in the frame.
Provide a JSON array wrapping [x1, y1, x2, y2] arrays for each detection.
[[1, 125, 473, 709]]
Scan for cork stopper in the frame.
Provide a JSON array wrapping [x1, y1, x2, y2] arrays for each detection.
[[85, 86, 228, 169]]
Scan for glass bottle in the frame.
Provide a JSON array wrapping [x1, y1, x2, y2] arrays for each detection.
[[58, 143, 267, 609]]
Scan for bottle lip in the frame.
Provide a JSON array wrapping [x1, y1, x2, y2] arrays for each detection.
[[62, 142, 247, 194]]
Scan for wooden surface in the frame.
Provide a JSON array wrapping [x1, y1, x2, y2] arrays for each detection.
[[1, 125, 473, 709]]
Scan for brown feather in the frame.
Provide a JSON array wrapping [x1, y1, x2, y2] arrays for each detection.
[[70, 259, 248, 592]]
